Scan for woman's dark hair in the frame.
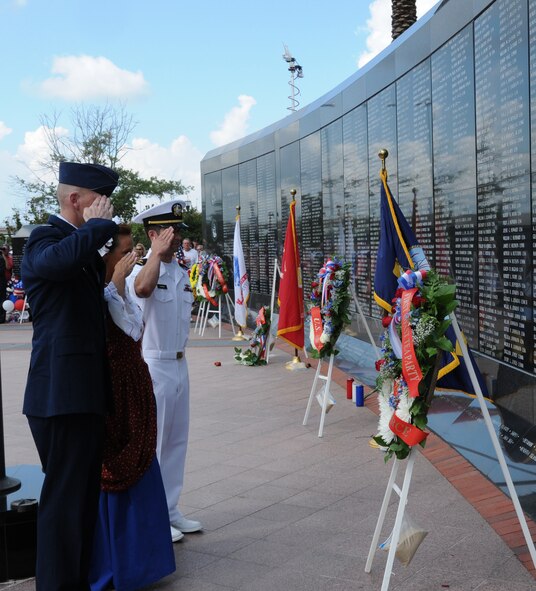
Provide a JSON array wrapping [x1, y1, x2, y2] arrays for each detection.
[[109, 224, 132, 253]]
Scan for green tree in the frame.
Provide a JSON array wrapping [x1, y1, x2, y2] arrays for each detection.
[[4, 104, 193, 233], [182, 207, 202, 242]]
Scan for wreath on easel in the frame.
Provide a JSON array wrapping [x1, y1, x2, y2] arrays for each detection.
[[196, 255, 229, 306], [308, 258, 352, 359], [189, 263, 201, 300], [374, 269, 458, 461], [234, 306, 271, 366]]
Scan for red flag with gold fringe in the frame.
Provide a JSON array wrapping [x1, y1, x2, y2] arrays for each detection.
[[277, 200, 304, 349]]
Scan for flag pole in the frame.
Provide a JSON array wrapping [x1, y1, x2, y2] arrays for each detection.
[[281, 190, 307, 370], [0, 353, 21, 494], [285, 347, 306, 370], [379, 147, 388, 173], [265, 257, 280, 363], [232, 205, 248, 341], [369, 148, 392, 450], [450, 313, 536, 569]]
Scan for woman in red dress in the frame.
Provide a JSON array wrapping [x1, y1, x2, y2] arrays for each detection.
[[90, 225, 175, 591]]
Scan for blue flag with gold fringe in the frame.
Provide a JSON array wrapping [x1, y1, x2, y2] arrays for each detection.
[[373, 168, 430, 313], [435, 326, 489, 398], [373, 168, 489, 399]]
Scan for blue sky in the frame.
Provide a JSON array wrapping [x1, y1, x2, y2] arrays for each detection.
[[0, 0, 436, 221]]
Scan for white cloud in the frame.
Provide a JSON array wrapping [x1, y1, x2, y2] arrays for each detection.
[[209, 95, 256, 147], [0, 126, 203, 223], [358, 0, 439, 68], [15, 125, 68, 181], [122, 135, 204, 213], [0, 122, 12, 141], [0, 150, 27, 222], [39, 55, 148, 101], [14, 0, 27, 6], [0, 93, 258, 223], [0, 125, 62, 222]]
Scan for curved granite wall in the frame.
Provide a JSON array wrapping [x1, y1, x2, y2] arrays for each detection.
[[201, 0, 536, 517]]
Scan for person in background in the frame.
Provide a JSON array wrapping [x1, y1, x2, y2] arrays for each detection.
[[22, 162, 118, 591], [90, 224, 175, 591], [196, 243, 206, 261], [2, 244, 13, 283], [0, 248, 6, 323], [127, 200, 202, 542], [134, 243, 146, 260], [181, 237, 198, 268]]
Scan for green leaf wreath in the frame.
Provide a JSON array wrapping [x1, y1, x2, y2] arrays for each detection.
[[195, 255, 229, 305], [307, 258, 352, 359], [374, 269, 458, 461]]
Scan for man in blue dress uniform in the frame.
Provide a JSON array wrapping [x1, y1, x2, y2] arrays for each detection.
[[22, 162, 119, 591], [128, 200, 202, 542]]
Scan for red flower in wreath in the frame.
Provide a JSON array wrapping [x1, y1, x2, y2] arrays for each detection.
[[381, 316, 392, 328], [375, 358, 386, 372]]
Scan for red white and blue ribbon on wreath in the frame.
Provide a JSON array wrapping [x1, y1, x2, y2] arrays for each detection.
[[309, 258, 343, 352], [383, 269, 430, 446], [201, 255, 228, 306]]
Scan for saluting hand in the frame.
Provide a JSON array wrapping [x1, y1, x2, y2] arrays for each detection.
[[111, 251, 137, 297], [83, 195, 114, 222], [114, 251, 137, 280], [151, 227, 175, 258]]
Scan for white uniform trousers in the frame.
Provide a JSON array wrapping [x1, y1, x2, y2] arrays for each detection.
[[146, 356, 189, 523]]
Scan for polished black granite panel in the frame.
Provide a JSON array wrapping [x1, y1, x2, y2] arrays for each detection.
[[200, 0, 536, 517]]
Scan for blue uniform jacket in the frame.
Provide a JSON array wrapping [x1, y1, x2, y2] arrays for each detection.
[[22, 215, 117, 417]]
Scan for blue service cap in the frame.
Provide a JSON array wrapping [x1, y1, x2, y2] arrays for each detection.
[[59, 162, 119, 197], [132, 199, 188, 228]]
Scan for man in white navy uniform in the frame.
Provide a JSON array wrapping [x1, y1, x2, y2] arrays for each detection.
[[128, 199, 202, 543]]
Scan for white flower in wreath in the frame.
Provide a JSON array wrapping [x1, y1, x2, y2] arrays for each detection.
[[320, 331, 330, 344], [395, 387, 413, 424], [378, 392, 396, 444], [196, 279, 205, 298]]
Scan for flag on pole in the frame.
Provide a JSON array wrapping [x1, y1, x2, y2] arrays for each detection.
[[233, 214, 249, 327], [374, 167, 488, 398], [277, 199, 304, 349], [435, 326, 489, 398], [374, 168, 430, 313]]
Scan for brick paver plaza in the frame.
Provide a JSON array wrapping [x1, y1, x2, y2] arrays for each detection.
[[1, 323, 535, 590]]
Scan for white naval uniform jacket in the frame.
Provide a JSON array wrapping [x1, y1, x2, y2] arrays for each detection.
[[128, 254, 193, 359], [127, 253, 194, 522]]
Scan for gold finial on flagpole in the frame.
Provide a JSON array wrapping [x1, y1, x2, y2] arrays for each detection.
[[378, 148, 388, 171], [290, 188, 296, 197]]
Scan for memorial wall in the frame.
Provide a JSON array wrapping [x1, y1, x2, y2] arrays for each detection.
[[201, 0, 536, 517]]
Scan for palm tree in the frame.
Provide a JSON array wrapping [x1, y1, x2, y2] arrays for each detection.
[[391, 0, 417, 40]]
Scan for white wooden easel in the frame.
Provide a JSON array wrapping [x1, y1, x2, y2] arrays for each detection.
[[302, 353, 336, 438], [201, 293, 236, 338], [365, 452, 416, 591], [19, 295, 29, 324], [366, 312, 536, 590], [194, 299, 207, 334]]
